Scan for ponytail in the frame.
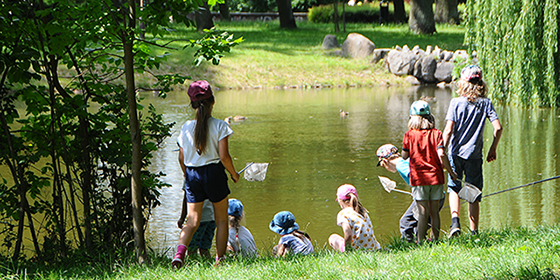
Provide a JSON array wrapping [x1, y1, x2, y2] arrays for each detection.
[[348, 193, 368, 218], [191, 96, 214, 155]]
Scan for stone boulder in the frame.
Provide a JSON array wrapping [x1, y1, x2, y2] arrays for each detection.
[[434, 61, 455, 83], [371, 48, 391, 64], [322, 34, 339, 49], [413, 55, 437, 83], [341, 33, 376, 58], [386, 48, 420, 76]]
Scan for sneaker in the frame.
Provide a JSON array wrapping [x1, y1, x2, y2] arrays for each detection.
[[449, 222, 461, 237], [471, 229, 479, 236], [172, 253, 184, 270]]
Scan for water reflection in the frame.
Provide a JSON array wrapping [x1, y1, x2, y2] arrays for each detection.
[[143, 86, 560, 254]]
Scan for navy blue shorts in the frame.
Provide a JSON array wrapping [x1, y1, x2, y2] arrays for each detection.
[[184, 162, 230, 203], [188, 221, 216, 250], [447, 155, 483, 197]]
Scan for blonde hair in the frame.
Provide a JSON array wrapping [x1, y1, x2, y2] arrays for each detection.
[[408, 114, 435, 130], [343, 193, 368, 218], [456, 79, 488, 102]]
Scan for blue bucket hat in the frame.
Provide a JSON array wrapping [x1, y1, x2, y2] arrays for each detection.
[[410, 100, 431, 116], [269, 211, 299, 235], [228, 199, 243, 217]]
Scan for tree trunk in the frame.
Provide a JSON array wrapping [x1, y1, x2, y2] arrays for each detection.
[[393, 0, 407, 23], [125, 0, 147, 264], [409, 0, 436, 34], [434, 0, 459, 24], [195, 1, 214, 32], [219, 0, 231, 21], [333, 1, 340, 32], [276, 0, 297, 29]]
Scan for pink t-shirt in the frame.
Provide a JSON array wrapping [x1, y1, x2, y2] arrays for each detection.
[[402, 128, 445, 187]]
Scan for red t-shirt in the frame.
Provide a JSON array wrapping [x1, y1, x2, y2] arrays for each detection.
[[402, 129, 445, 187]]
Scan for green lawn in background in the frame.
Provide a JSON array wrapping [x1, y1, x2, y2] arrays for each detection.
[[143, 21, 466, 90]]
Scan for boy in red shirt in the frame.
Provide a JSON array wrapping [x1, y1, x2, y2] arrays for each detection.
[[402, 101, 456, 243]]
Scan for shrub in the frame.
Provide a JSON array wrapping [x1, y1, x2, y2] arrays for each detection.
[[308, 3, 383, 23]]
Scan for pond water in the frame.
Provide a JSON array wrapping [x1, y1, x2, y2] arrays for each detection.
[[143, 86, 560, 254]]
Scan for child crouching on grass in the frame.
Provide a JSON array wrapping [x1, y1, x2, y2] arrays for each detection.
[[329, 184, 381, 252], [269, 211, 314, 257]]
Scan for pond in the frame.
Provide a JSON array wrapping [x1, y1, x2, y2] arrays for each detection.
[[143, 86, 560, 255]]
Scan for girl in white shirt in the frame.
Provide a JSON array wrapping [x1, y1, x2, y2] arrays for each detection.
[[172, 80, 239, 269]]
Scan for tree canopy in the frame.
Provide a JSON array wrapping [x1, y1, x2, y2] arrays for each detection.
[[0, 0, 240, 264], [466, 0, 560, 107]]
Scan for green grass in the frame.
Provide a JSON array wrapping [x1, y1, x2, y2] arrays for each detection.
[[141, 20, 467, 90], [4, 225, 559, 279]]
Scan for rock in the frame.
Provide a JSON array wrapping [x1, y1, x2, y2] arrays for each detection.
[[386, 49, 420, 76], [443, 51, 454, 62], [371, 48, 391, 64], [434, 61, 455, 83], [453, 50, 469, 62], [405, 75, 421, 85], [322, 34, 339, 49], [414, 55, 437, 83], [426, 45, 433, 55], [341, 33, 376, 58]]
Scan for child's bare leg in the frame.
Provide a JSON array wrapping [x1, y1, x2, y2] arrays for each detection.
[[469, 201, 480, 232], [179, 202, 204, 246], [429, 200, 440, 240], [212, 196, 229, 260], [448, 191, 460, 218], [416, 200, 429, 243], [328, 234, 345, 252]]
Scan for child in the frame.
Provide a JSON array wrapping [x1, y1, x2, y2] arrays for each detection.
[[443, 65, 502, 236], [376, 144, 445, 243], [172, 80, 240, 269], [402, 101, 456, 244], [177, 196, 215, 258], [227, 198, 257, 257], [328, 184, 381, 252], [269, 211, 314, 257]]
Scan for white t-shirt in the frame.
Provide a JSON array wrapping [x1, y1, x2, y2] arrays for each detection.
[[177, 117, 233, 167], [337, 207, 381, 250], [228, 226, 258, 257]]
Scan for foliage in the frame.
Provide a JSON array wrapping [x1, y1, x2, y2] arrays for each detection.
[[0, 0, 239, 264], [465, 0, 560, 107], [308, 3, 386, 23], [189, 28, 245, 66]]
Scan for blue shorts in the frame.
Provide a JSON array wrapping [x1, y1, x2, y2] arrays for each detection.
[[447, 155, 483, 196], [188, 221, 216, 250], [184, 162, 230, 203]]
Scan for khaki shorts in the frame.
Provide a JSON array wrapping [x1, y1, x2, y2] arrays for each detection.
[[411, 184, 445, 201]]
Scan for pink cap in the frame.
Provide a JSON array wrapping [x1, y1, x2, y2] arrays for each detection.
[[336, 184, 358, 201], [188, 80, 213, 102]]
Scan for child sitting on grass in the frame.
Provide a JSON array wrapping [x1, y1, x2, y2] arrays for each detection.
[[329, 184, 381, 252], [269, 211, 314, 257], [227, 198, 257, 257]]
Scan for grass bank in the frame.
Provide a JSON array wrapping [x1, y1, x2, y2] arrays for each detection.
[[4, 225, 559, 279], [142, 21, 467, 91]]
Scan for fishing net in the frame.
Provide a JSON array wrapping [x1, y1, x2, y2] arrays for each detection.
[[457, 180, 482, 203], [243, 163, 269, 182]]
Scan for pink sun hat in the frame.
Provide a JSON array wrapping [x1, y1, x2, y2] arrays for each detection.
[[336, 184, 358, 201]]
